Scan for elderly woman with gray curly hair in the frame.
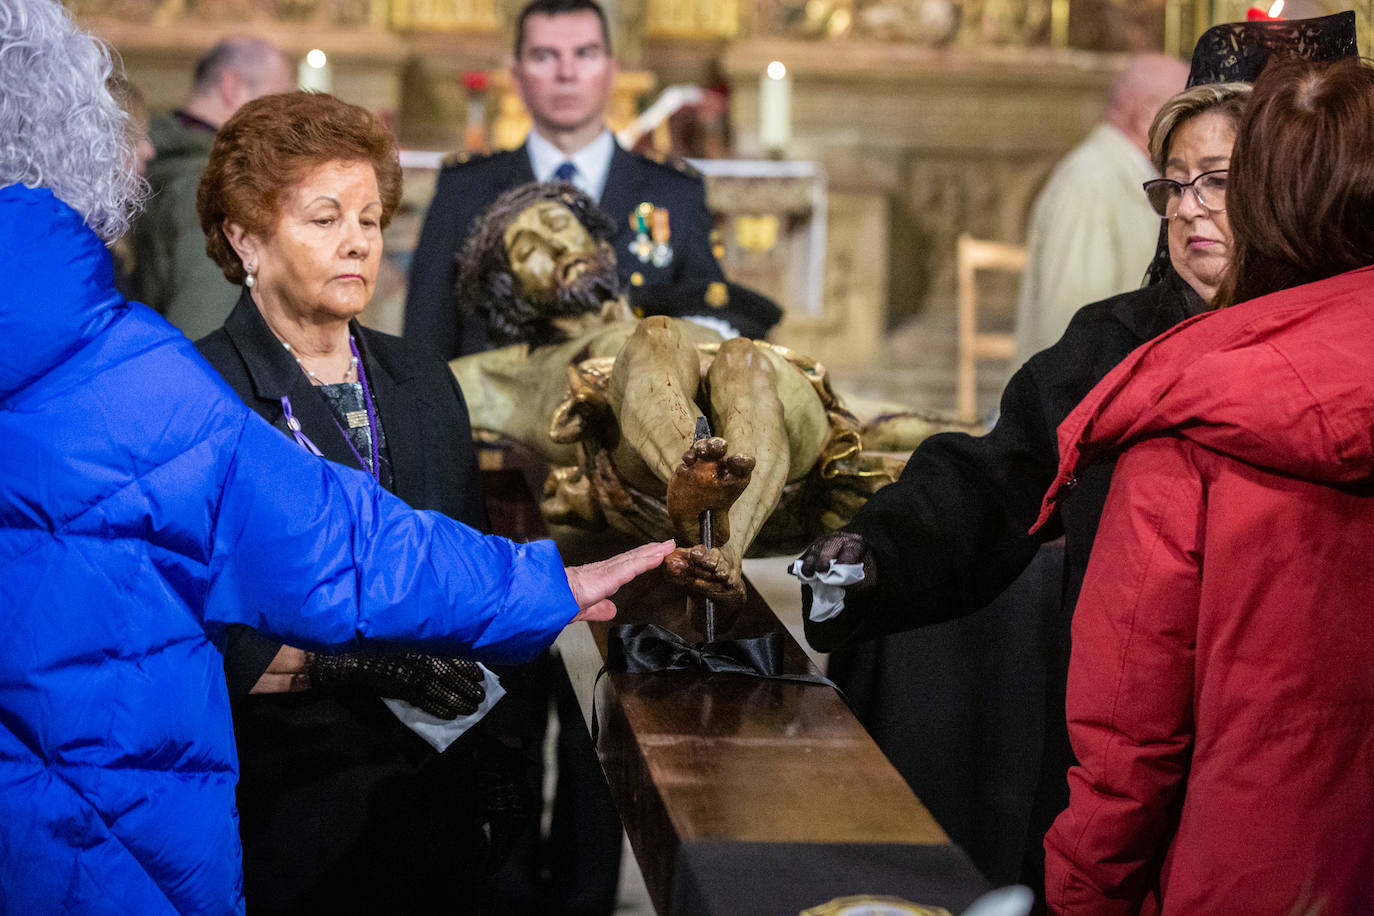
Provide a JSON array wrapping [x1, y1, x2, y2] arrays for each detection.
[[0, 2, 672, 913]]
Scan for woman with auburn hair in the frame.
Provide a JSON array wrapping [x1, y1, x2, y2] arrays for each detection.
[[1039, 56, 1374, 914], [0, 2, 672, 911], [1218, 58, 1374, 305], [194, 90, 537, 913]]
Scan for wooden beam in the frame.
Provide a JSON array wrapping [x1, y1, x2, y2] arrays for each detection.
[[556, 555, 987, 914]]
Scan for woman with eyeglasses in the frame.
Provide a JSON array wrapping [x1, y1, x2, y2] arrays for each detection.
[[793, 12, 1358, 904], [1040, 55, 1374, 913], [1141, 83, 1246, 304]]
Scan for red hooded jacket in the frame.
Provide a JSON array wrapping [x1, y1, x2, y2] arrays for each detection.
[[1033, 266, 1374, 915]]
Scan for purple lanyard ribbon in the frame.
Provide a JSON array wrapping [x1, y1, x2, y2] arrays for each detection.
[[278, 336, 380, 481]]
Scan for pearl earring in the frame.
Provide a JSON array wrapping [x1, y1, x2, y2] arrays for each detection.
[[245, 264, 256, 288]]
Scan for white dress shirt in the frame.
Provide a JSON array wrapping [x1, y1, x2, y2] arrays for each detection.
[[526, 127, 615, 203]]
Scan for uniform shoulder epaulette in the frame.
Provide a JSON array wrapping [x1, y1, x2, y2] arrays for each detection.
[[440, 148, 503, 169], [636, 148, 702, 180]]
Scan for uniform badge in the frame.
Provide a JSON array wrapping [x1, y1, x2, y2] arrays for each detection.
[[650, 206, 673, 268], [629, 202, 673, 267], [629, 202, 655, 264]]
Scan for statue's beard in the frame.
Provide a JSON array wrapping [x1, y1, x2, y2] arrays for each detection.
[[547, 243, 619, 317], [519, 241, 620, 345], [481, 239, 622, 348]]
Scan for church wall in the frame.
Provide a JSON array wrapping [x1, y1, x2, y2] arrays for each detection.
[[722, 38, 1115, 364], [77, 2, 1173, 370]]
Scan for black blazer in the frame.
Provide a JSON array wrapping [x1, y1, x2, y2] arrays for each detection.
[[196, 291, 495, 912], [198, 290, 488, 694], [404, 139, 725, 359]]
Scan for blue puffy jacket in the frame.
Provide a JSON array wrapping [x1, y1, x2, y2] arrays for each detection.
[[0, 184, 578, 914]]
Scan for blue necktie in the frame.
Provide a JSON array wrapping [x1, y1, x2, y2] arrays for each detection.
[[554, 161, 577, 183]]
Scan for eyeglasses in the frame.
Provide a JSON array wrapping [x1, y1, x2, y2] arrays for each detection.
[[1142, 169, 1228, 219]]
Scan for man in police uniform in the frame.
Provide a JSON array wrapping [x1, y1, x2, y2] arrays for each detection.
[[405, 0, 725, 360]]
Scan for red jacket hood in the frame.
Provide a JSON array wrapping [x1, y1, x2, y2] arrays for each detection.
[[1034, 265, 1374, 532]]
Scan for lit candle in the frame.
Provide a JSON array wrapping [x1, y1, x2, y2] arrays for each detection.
[[298, 49, 332, 94], [759, 60, 791, 154], [463, 70, 489, 152], [1246, 0, 1284, 19]]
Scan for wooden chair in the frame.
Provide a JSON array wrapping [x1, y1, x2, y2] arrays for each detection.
[[956, 233, 1027, 422]]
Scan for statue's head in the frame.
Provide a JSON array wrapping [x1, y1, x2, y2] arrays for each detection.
[[458, 181, 620, 347]]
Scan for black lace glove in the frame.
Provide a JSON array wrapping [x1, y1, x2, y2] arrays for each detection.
[[306, 651, 486, 719], [795, 531, 877, 592]]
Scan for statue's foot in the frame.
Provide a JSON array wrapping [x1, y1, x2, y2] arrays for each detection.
[[664, 545, 747, 607], [666, 436, 755, 546]]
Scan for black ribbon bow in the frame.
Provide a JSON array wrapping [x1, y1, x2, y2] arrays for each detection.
[[607, 623, 787, 677], [590, 623, 841, 743]]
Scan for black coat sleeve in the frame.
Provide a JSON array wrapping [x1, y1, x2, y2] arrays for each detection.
[[223, 626, 289, 703], [404, 167, 473, 361], [800, 282, 1180, 652], [805, 361, 1063, 652], [439, 367, 489, 530]]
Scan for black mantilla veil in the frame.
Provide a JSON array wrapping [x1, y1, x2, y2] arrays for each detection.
[[1142, 10, 1359, 286], [1186, 10, 1357, 87]]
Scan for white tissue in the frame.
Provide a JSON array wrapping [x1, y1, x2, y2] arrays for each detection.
[[382, 664, 506, 753], [787, 559, 866, 622]]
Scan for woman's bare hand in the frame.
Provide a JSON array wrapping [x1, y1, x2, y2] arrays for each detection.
[[565, 540, 676, 622]]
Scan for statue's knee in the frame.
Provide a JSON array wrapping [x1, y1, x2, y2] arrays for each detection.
[[629, 314, 681, 348], [713, 337, 773, 378]]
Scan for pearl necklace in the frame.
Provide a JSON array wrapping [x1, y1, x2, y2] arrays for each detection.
[[282, 339, 358, 384]]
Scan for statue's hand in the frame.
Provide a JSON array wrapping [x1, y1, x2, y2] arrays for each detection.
[[664, 544, 747, 607], [795, 531, 876, 593]]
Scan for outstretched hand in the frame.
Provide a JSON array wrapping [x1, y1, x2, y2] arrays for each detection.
[[795, 531, 877, 592], [565, 539, 676, 622]]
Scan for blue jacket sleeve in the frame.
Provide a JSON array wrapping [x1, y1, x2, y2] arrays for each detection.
[[203, 411, 575, 665]]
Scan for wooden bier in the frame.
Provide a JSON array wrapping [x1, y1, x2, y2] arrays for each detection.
[[477, 446, 988, 914], [555, 548, 990, 915]]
